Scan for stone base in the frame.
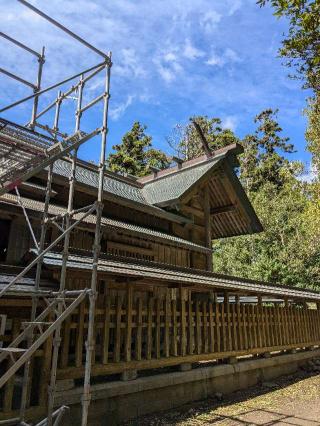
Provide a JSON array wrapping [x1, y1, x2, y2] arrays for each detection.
[[179, 363, 192, 372], [121, 369, 137, 381], [53, 348, 320, 426]]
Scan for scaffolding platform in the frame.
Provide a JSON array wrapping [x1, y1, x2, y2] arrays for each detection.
[[0, 118, 93, 196]]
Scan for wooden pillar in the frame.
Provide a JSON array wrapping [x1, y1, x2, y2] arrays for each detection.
[[204, 186, 213, 272]]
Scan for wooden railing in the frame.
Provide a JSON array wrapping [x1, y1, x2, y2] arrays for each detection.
[[1, 285, 320, 418], [55, 285, 320, 378]]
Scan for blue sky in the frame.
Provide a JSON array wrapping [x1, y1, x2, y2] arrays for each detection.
[[0, 0, 312, 173]]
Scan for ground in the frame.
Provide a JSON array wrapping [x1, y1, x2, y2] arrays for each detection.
[[123, 368, 320, 425]]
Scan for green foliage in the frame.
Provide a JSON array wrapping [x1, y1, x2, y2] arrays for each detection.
[[107, 122, 170, 177], [257, 0, 320, 90], [213, 180, 320, 289], [306, 95, 320, 178], [167, 116, 239, 160], [240, 109, 296, 191], [257, 0, 320, 181], [255, 1, 320, 289]]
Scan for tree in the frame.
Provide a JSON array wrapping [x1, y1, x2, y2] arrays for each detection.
[[213, 179, 320, 288], [167, 116, 239, 160], [107, 122, 170, 177], [305, 95, 320, 179], [240, 109, 296, 192], [257, 0, 320, 90], [257, 1, 320, 181]]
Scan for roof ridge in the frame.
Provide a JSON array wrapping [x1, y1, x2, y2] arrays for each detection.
[[138, 143, 242, 185]]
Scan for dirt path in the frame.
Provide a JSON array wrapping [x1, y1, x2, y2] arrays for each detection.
[[123, 369, 320, 426]]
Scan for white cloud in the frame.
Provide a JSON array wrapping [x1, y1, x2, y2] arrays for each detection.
[[163, 52, 177, 62], [200, 10, 222, 32], [206, 53, 224, 67], [183, 39, 206, 60], [113, 48, 146, 79], [153, 48, 183, 83], [222, 116, 238, 131], [224, 48, 240, 62], [157, 66, 175, 83], [109, 95, 134, 120], [228, 0, 243, 16], [206, 48, 241, 67]]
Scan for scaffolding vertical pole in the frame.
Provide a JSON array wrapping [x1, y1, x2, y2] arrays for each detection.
[[46, 80, 84, 424], [20, 90, 60, 421], [53, 91, 62, 137], [30, 46, 45, 130], [75, 74, 84, 132], [46, 147, 78, 426], [81, 58, 111, 426]]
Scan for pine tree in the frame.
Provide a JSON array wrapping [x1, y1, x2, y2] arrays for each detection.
[[107, 122, 169, 177], [240, 109, 295, 192]]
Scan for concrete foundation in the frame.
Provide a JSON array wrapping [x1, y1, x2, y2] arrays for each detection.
[[55, 348, 320, 426]]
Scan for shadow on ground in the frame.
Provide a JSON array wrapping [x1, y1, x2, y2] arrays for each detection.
[[122, 369, 320, 425]]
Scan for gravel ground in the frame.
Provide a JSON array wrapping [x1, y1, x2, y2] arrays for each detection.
[[123, 360, 320, 426]]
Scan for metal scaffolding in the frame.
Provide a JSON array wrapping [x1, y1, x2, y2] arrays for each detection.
[[0, 1, 112, 425]]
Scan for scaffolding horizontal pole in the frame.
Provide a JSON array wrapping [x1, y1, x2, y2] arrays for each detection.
[[0, 61, 106, 113], [80, 93, 104, 114], [0, 31, 41, 58], [34, 63, 106, 123], [46, 203, 95, 223], [18, 0, 110, 62], [0, 203, 97, 298], [0, 291, 88, 389], [34, 122, 68, 139], [0, 418, 21, 425], [0, 67, 37, 90], [0, 299, 57, 363]]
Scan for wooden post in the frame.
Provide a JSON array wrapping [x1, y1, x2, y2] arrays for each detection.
[[209, 300, 214, 353], [164, 291, 170, 358], [215, 294, 221, 353], [180, 286, 187, 356], [135, 297, 143, 361], [236, 295, 242, 350], [61, 315, 71, 368], [203, 301, 208, 353], [114, 295, 122, 363], [195, 300, 202, 354], [204, 186, 213, 271], [125, 283, 133, 362], [155, 297, 161, 359], [171, 297, 178, 356], [188, 295, 194, 355], [3, 319, 20, 413], [147, 297, 154, 360], [76, 300, 85, 367], [242, 303, 248, 350], [225, 293, 232, 351], [232, 297, 237, 351]]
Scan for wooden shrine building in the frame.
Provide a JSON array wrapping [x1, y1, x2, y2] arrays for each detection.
[[0, 142, 320, 423]]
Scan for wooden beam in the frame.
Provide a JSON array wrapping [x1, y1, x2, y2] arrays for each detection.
[[204, 187, 213, 272], [210, 204, 235, 215]]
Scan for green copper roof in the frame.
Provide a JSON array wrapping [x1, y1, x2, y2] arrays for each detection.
[[143, 156, 222, 206], [52, 159, 147, 205]]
